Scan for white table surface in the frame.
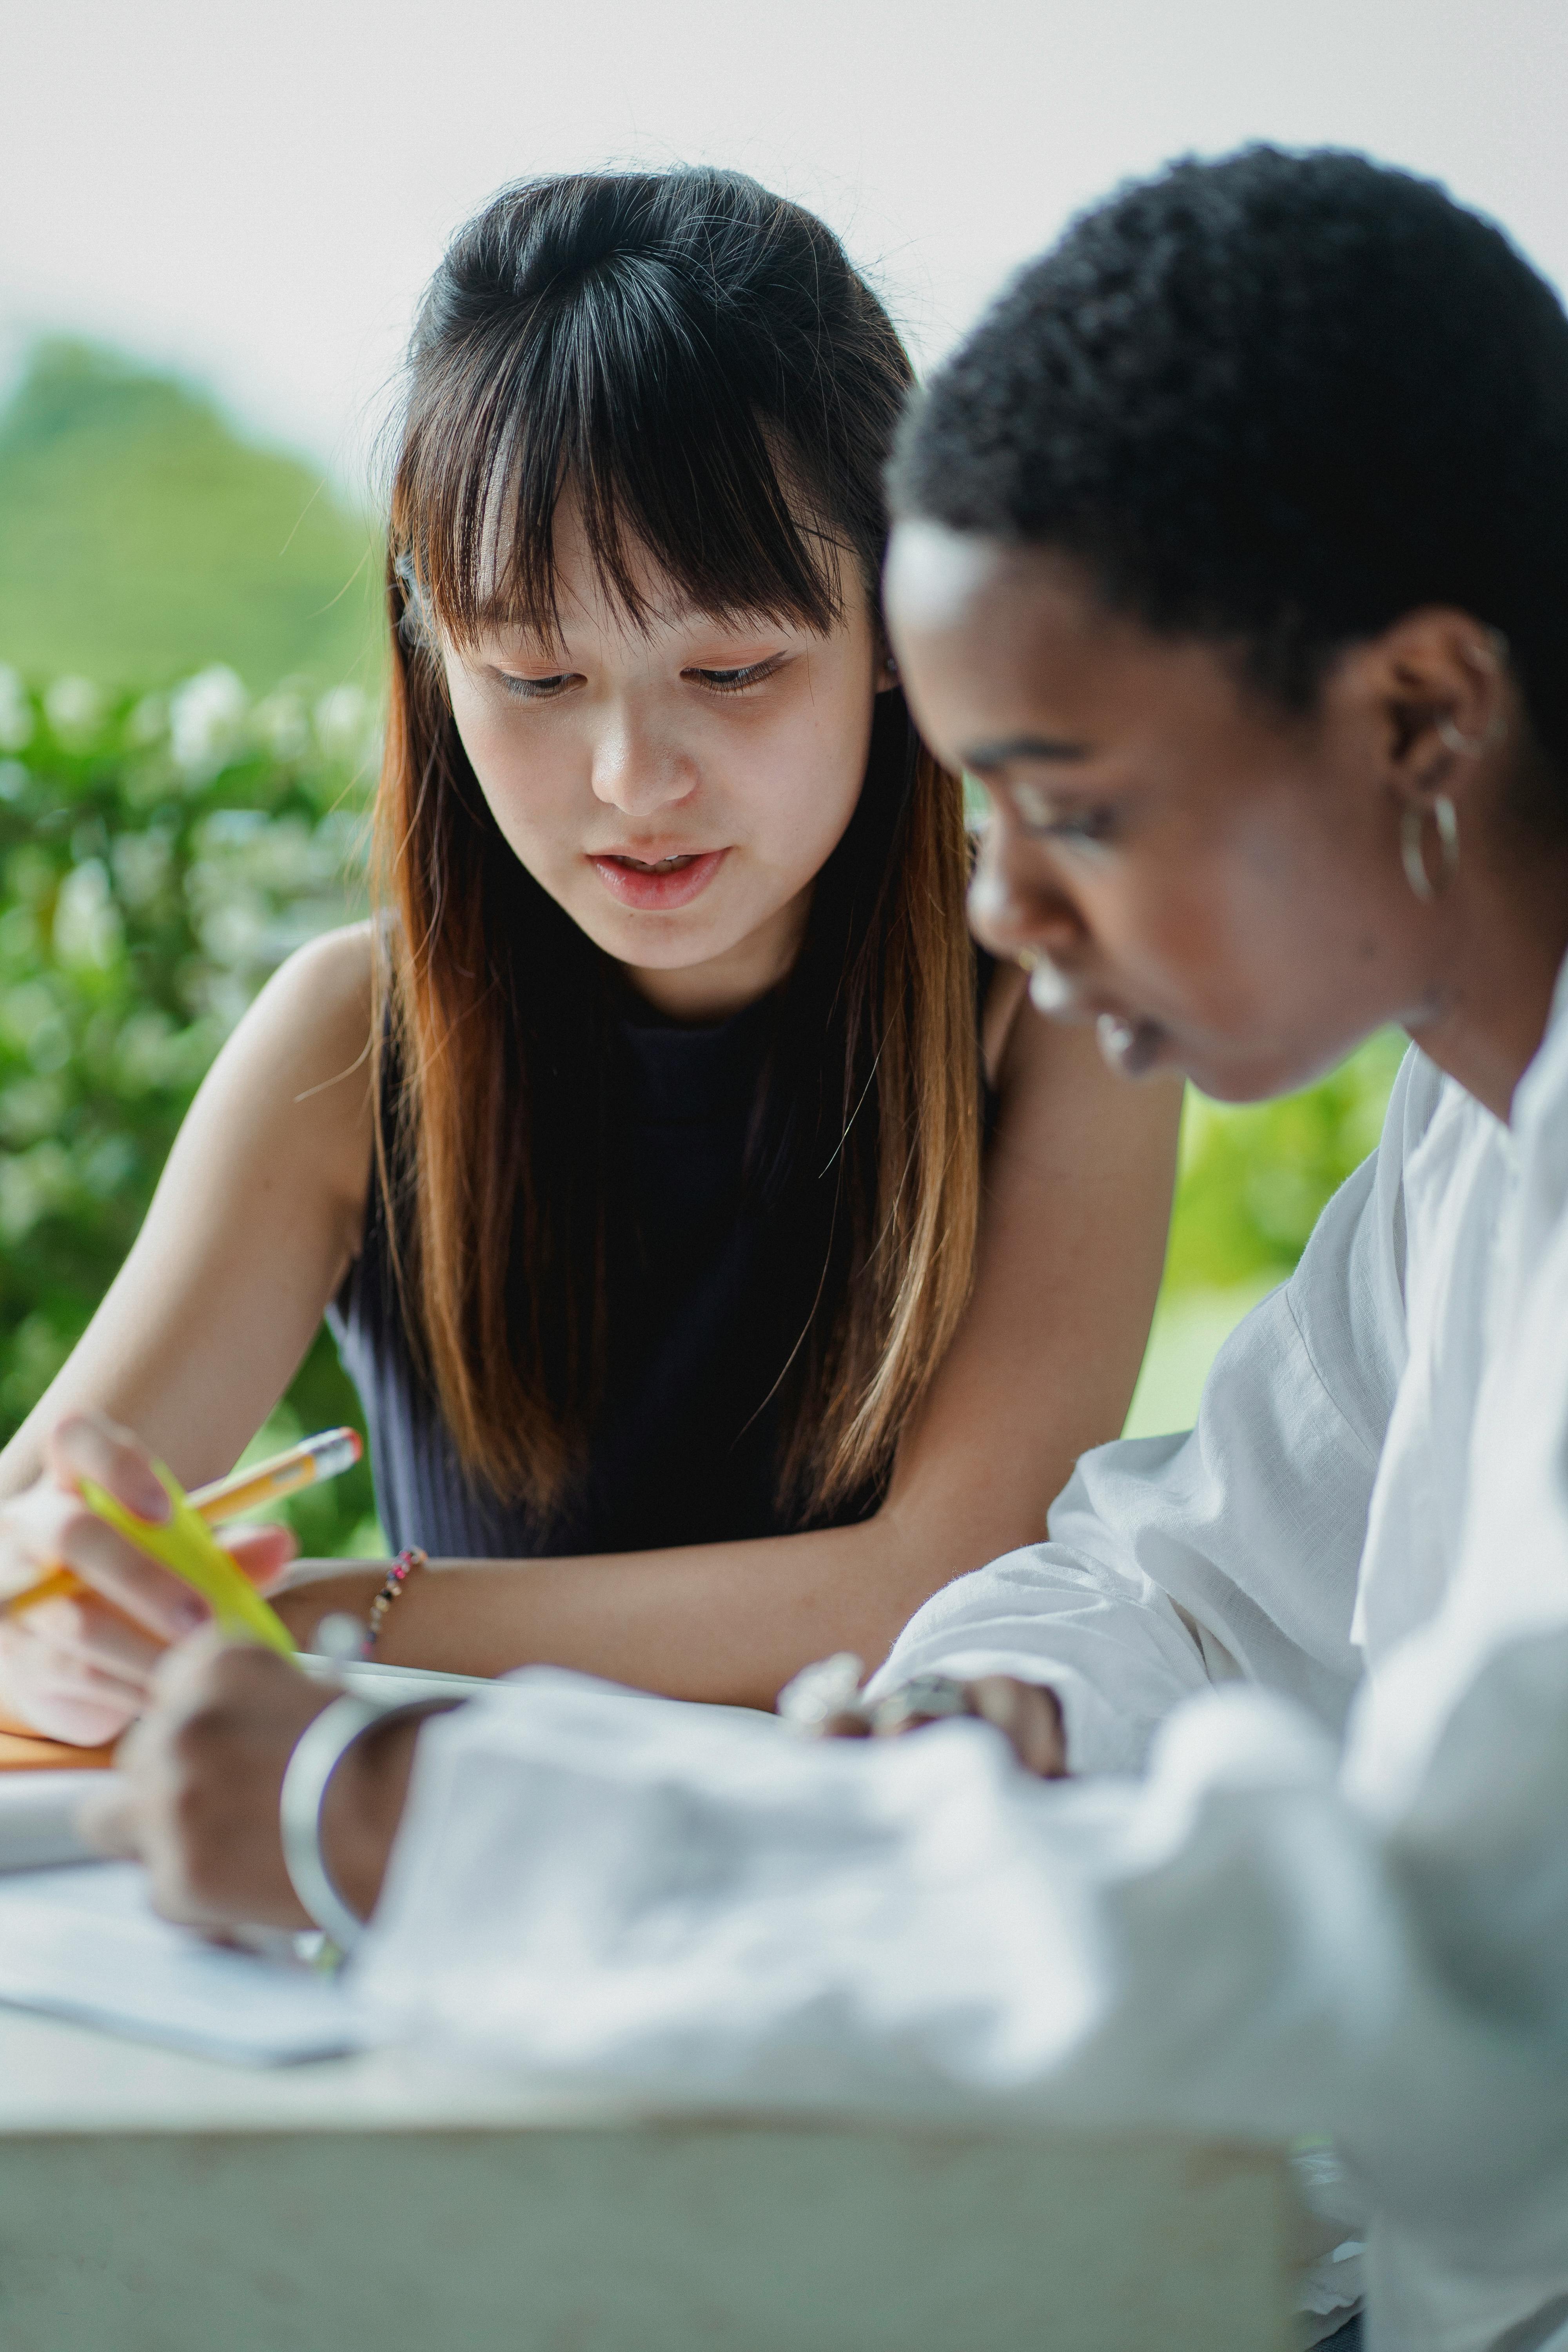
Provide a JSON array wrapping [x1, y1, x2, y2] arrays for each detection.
[[0, 2002, 1295, 2351]]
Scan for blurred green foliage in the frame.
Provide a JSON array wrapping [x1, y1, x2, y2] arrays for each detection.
[[0, 665, 382, 1558], [0, 653, 1407, 1533], [0, 342, 381, 695], [0, 315, 1409, 1538], [1120, 1030, 1406, 1438], [1166, 1029, 1407, 1292], [0, 339, 1411, 1524]]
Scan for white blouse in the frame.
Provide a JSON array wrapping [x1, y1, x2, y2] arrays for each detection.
[[359, 969, 1568, 2352]]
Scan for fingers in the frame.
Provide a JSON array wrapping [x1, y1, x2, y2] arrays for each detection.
[[13, 1489, 203, 1644], [80, 1777, 140, 1857], [146, 1620, 250, 1708], [855, 1672, 1069, 1777], [0, 1604, 150, 1746], [47, 1412, 170, 1524], [780, 1655, 1068, 1777], [964, 1675, 1069, 1779], [115, 1634, 329, 1931], [2, 1413, 206, 1643], [222, 1523, 299, 1591], [13, 1590, 164, 1686]]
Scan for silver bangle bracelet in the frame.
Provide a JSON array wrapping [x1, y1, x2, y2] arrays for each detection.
[[279, 1694, 432, 1955]]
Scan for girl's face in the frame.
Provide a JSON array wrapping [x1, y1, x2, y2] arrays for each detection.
[[443, 496, 889, 1020], [884, 522, 1508, 1105]]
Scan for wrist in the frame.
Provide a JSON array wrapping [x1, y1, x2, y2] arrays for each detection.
[[317, 1708, 436, 1922], [268, 1569, 385, 1649]]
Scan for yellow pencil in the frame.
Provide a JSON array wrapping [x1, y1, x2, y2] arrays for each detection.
[[5, 1427, 363, 1622]]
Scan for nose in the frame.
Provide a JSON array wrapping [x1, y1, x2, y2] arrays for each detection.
[[589, 699, 699, 822], [967, 808, 1090, 975]]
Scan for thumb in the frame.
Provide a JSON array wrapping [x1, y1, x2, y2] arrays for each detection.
[[220, 1523, 299, 1592]]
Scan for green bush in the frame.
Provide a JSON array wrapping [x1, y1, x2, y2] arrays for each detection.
[[0, 668, 1409, 1543], [1166, 1027, 1407, 1293], [0, 665, 381, 1557]]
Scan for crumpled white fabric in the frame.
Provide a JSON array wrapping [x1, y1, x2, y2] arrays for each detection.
[[359, 966, 1568, 2352]]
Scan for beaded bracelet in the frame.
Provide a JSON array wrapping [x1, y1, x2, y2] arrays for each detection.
[[365, 1546, 426, 1650]]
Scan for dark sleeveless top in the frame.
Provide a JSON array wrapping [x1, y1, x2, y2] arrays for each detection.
[[329, 965, 997, 1559]]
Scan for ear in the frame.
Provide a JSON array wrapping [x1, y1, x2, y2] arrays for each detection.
[[875, 642, 901, 695], [1355, 608, 1511, 815]]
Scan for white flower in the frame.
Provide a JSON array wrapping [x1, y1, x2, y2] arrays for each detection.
[[314, 683, 372, 764], [53, 859, 123, 970], [126, 693, 168, 747], [0, 1141, 72, 1243], [252, 691, 310, 761], [196, 895, 268, 969], [44, 675, 103, 743], [170, 666, 249, 781], [0, 666, 33, 753], [111, 830, 173, 909]]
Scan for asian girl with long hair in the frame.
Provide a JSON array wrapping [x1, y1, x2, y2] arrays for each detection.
[[0, 169, 1179, 1744]]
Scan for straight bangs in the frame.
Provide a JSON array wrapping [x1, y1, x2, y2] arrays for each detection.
[[375, 168, 979, 1530], [394, 222, 853, 653]]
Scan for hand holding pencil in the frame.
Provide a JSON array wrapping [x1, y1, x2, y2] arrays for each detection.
[[0, 1411, 359, 1751]]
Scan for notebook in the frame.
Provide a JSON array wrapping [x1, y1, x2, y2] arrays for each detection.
[[0, 1770, 113, 1872], [0, 1713, 114, 1771], [0, 1658, 492, 2059], [0, 1860, 371, 2063]]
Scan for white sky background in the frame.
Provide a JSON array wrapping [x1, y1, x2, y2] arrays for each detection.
[[1, 0, 1566, 499]]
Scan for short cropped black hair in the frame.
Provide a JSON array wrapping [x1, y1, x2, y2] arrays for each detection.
[[891, 146, 1568, 776]]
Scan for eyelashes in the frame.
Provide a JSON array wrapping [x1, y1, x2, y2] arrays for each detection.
[[1009, 779, 1118, 846], [685, 658, 787, 695], [1046, 808, 1118, 846], [489, 656, 789, 703]]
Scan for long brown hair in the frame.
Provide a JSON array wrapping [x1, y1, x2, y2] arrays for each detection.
[[375, 167, 979, 1528]]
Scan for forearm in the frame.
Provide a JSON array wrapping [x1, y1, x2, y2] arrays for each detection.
[[863, 1530, 1216, 1775], [271, 1492, 1020, 1707]]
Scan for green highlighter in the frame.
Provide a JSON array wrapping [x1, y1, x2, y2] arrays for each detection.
[[82, 1463, 298, 1656]]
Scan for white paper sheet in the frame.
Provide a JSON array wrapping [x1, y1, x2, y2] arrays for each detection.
[[0, 1770, 111, 1873], [299, 1654, 492, 1702], [0, 1862, 372, 2064]]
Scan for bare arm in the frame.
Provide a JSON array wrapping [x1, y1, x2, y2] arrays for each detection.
[[2, 950, 1177, 1731], [274, 978, 1181, 1706], [0, 925, 373, 1500], [0, 927, 374, 1741]]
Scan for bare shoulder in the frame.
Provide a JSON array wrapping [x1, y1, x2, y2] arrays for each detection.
[[980, 956, 1029, 1089], [250, 921, 376, 1070], [192, 922, 377, 1210], [991, 987, 1184, 1173]]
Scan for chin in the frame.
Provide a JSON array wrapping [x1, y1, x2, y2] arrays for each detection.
[[1184, 1036, 1364, 1106]]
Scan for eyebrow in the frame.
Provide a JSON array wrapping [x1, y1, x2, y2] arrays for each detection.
[[962, 734, 1093, 773]]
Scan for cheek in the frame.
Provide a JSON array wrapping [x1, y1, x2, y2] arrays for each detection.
[[447, 701, 579, 854], [1134, 866, 1309, 1004], [741, 678, 873, 871], [1118, 828, 1383, 1037]]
